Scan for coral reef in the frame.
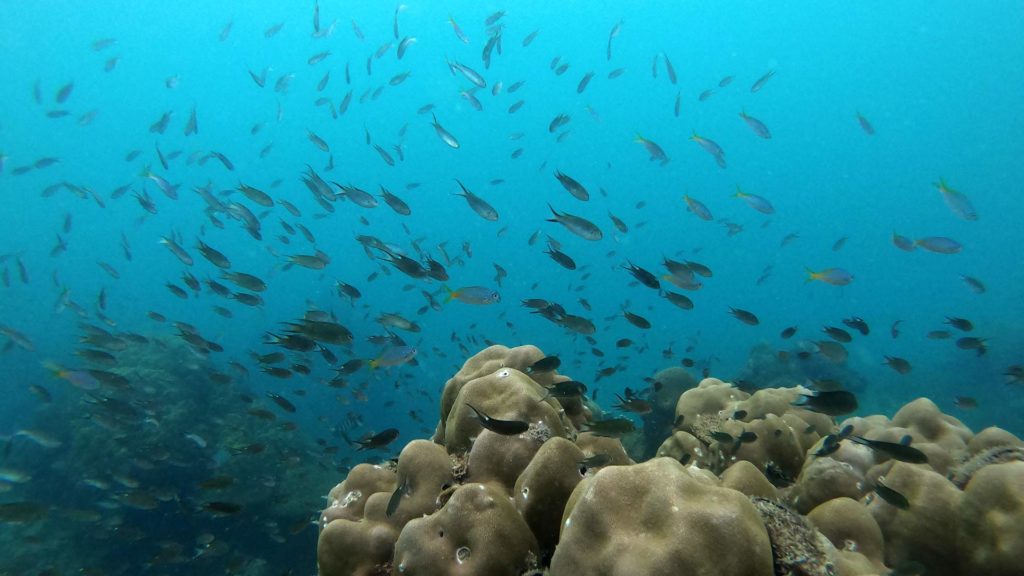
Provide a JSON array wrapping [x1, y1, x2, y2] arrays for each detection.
[[3, 337, 335, 575], [316, 344, 1024, 576]]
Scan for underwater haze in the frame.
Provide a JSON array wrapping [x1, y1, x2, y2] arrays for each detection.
[[1, 1, 1023, 574]]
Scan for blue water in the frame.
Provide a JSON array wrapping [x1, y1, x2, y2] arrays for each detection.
[[1, 1, 1022, 573]]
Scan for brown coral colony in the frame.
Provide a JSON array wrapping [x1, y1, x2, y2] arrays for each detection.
[[317, 344, 1024, 576]]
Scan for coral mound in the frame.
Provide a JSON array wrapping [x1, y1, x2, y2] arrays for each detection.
[[394, 483, 539, 576], [316, 345, 1024, 576], [551, 457, 773, 576]]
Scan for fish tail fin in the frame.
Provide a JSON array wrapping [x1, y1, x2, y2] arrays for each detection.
[[139, 165, 152, 178], [443, 285, 455, 303], [368, 359, 379, 370], [547, 203, 559, 217], [804, 267, 819, 283], [41, 361, 65, 378], [633, 132, 644, 143]]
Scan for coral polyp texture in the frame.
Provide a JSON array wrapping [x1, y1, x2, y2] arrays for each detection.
[[316, 345, 1024, 576]]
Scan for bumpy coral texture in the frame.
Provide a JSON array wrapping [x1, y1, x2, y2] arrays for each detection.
[[315, 346, 1024, 576], [868, 462, 961, 576], [957, 461, 1024, 576], [513, 437, 585, 557], [392, 483, 539, 576], [550, 457, 774, 576], [318, 440, 455, 576], [807, 497, 887, 574], [434, 345, 561, 444]]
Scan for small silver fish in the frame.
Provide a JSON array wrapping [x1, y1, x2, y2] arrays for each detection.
[[431, 114, 460, 148], [547, 204, 602, 241], [739, 110, 771, 139], [455, 180, 498, 221]]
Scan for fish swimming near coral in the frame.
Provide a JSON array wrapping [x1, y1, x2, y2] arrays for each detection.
[[579, 417, 636, 438], [613, 392, 652, 415], [528, 355, 561, 373], [465, 404, 530, 435], [386, 475, 409, 518], [873, 480, 910, 510], [848, 436, 928, 464], [793, 390, 858, 416], [369, 346, 418, 369], [353, 428, 400, 451]]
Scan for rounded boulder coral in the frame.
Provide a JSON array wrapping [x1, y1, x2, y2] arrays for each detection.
[[550, 457, 774, 576]]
